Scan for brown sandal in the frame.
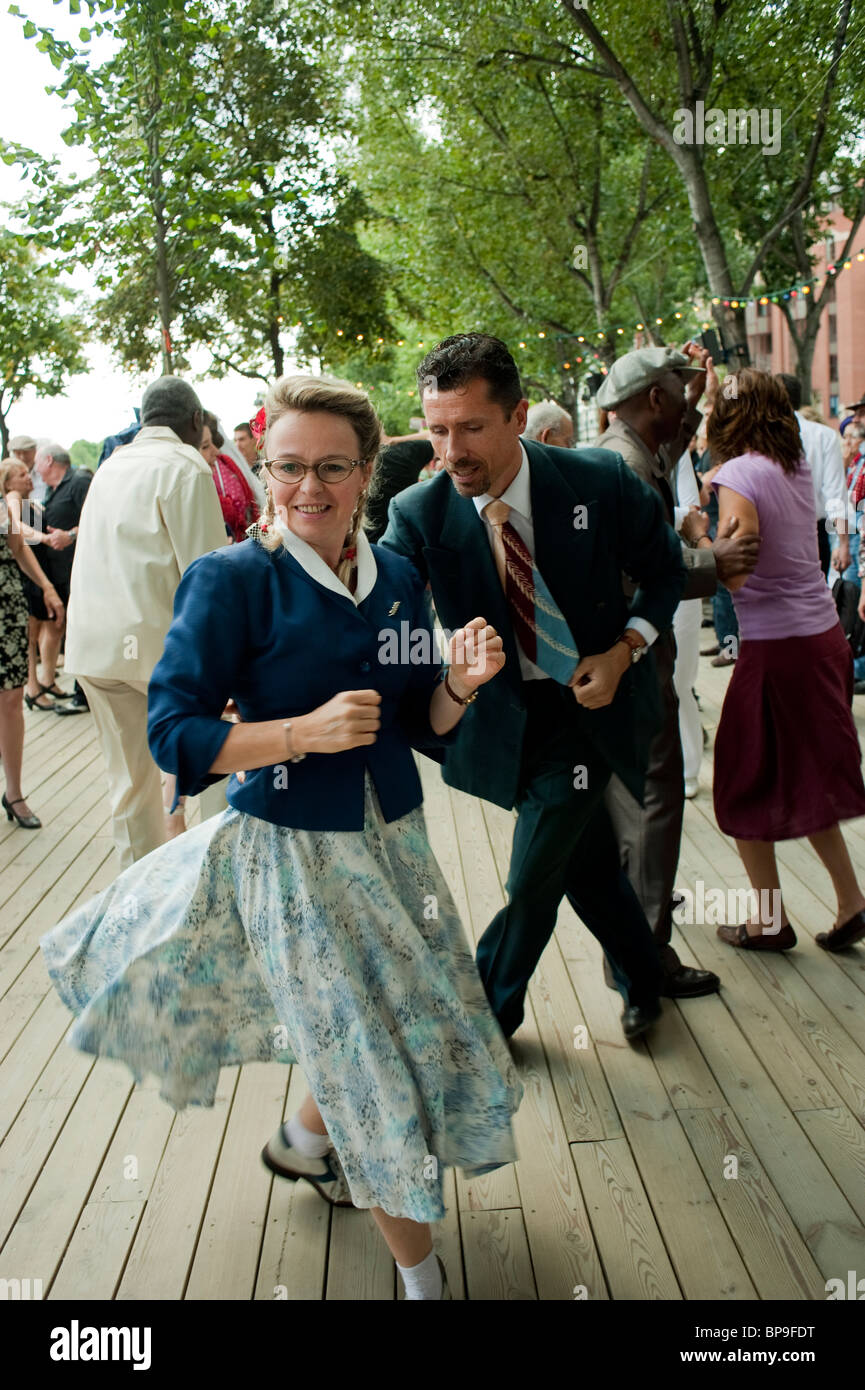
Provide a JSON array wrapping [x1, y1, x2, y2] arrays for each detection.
[[816, 910, 865, 952], [717, 921, 797, 951]]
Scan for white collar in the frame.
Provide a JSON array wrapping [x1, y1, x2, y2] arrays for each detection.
[[274, 521, 377, 606], [473, 442, 531, 522]]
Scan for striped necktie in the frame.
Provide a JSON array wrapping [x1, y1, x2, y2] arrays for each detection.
[[483, 498, 579, 683]]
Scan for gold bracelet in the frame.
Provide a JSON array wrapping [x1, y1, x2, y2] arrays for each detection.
[[282, 720, 307, 763]]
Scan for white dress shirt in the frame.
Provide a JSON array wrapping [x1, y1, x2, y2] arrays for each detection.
[[28, 468, 48, 503], [64, 426, 229, 682], [673, 449, 701, 531], [473, 444, 657, 681], [796, 411, 846, 526]]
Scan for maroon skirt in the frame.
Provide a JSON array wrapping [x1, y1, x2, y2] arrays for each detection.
[[713, 622, 865, 841]]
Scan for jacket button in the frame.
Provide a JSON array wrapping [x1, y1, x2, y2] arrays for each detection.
[[360, 660, 372, 672]]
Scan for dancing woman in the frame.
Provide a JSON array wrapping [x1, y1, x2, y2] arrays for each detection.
[[41, 374, 521, 1301], [708, 369, 865, 952]]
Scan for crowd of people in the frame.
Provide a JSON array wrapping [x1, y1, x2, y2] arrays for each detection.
[[0, 405, 265, 831], [1, 332, 864, 1299]]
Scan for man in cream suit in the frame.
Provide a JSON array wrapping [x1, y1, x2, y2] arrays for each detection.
[[65, 378, 228, 868]]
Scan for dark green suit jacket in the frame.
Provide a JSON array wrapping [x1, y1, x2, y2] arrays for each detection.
[[379, 439, 686, 809]]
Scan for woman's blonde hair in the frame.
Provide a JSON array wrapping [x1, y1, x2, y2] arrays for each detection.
[[257, 373, 381, 586], [0, 458, 30, 496]]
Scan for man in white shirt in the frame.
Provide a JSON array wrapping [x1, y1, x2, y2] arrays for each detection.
[[776, 374, 849, 576], [65, 378, 228, 868]]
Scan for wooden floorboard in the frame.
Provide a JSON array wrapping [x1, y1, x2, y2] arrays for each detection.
[[2, 654, 865, 1300]]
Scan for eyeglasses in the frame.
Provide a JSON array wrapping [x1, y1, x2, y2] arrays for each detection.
[[262, 456, 365, 483]]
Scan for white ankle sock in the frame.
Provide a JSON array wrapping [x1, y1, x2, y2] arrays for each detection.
[[397, 1248, 443, 1300], [283, 1112, 331, 1159]]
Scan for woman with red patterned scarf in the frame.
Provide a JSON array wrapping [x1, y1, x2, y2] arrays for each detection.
[[200, 411, 260, 543]]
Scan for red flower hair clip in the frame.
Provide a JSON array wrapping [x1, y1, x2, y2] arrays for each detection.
[[250, 406, 267, 445]]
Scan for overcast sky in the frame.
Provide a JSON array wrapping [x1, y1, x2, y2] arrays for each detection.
[[1, 4, 272, 449]]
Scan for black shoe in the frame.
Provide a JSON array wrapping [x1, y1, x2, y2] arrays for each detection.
[[39, 682, 74, 699], [54, 696, 89, 715], [659, 965, 721, 998], [621, 1000, 662, 1040], [2, 794, 42, 829], [816, 909, 865, 951], [24, 690, 56, 711]]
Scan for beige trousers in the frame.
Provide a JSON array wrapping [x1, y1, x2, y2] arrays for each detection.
[[79, 677, 231, 871], [79, 677, 164, 870]]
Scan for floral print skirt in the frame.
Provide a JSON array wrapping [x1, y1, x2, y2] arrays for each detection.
[[0, 544, 29, 690], [40, 776, 522, 1221]]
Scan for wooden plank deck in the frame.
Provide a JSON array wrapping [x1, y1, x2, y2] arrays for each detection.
[[2, 652, 865, 1301]]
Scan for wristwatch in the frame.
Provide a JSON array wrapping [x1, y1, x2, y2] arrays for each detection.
[[443, 670, 478, 706], [615, 630, 648, 664]]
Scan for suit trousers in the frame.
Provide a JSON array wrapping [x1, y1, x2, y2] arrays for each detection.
[[78, 677, 165, 871], [474, 681, 664, 1038], [601, 634, 685, 975]]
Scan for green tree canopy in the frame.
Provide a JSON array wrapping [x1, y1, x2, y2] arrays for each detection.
[[0, 227, 87, 454]]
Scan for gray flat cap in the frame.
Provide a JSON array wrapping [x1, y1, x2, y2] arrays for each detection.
[[9, 434, 37, 450], [596, 347, 703, 409]]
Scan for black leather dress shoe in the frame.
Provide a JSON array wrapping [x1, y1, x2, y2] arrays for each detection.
[[659, 965, 721, 997], [621, 1000, 662, 1040], [54, 696, 89, 715]]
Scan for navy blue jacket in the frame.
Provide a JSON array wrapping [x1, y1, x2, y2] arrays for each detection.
[[147, 538, 456, 830], [380, 439, 687, 809]]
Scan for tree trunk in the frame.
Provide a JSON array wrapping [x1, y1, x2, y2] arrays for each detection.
[[268, 271, 284, 377], [672, 148, 750, 366], [0, 409, 9, 456], [140, 13, 173, 376], [795, 329, 817, 402], [780, 304, 819, 401], [143, 78, 174, 372], [152, 194, 174, 376], [559, 5, 751, 368]]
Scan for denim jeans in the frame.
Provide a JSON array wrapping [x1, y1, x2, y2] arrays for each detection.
[[713, 582, 739, 648], [837, 529, 861, 588]]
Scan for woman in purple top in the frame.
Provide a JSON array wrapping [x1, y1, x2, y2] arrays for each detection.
[[708, 369, 865, 953]]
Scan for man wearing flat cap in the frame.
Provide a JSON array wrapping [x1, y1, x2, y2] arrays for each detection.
[[9, 433, 47, 502], [592, 343, 761, 998]]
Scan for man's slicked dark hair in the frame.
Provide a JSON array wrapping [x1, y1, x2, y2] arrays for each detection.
[[417, 334, 523, 415]]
